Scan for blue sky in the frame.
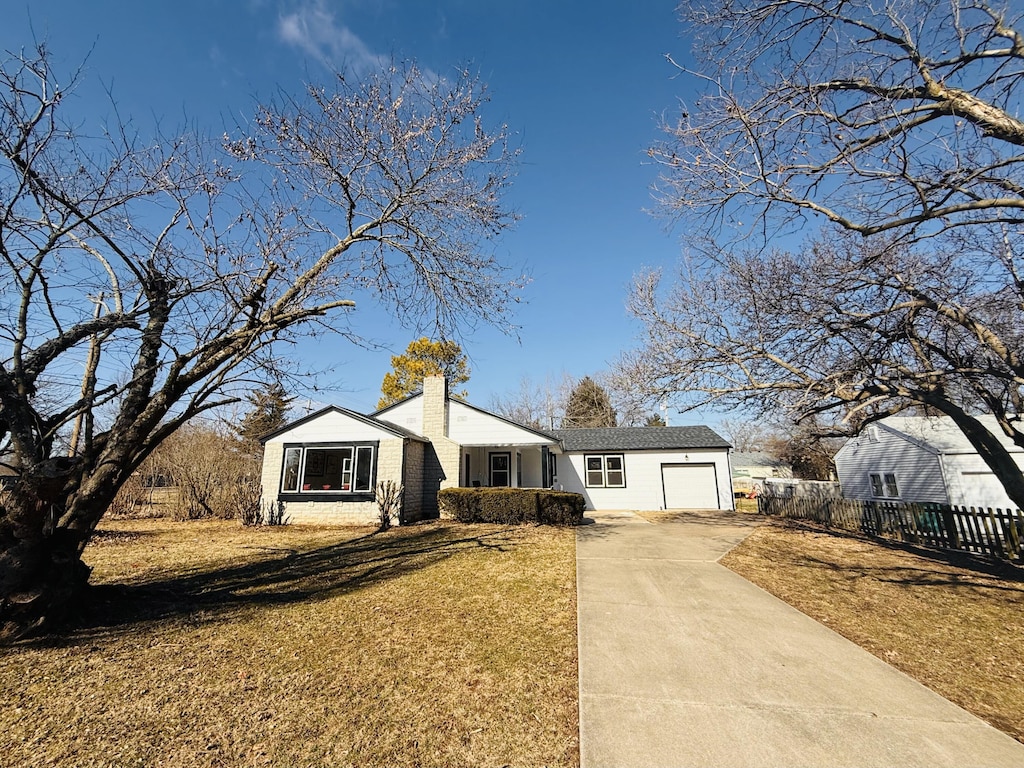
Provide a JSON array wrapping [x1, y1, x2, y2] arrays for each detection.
[[3, 1, 703, 420]]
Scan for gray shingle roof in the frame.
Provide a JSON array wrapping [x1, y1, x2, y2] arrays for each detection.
[[552, 426, 731, 452], [730, 451, 790, 469], [259, 405, 430, 443]]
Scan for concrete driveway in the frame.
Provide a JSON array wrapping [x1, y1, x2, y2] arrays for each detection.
[[576, 509, 1024, 768]]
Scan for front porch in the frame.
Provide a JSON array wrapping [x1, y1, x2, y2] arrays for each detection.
[[459, 444, 559, 489]]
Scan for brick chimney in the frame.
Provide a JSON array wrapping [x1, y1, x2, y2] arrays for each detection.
[[422, 374, 449, 439]]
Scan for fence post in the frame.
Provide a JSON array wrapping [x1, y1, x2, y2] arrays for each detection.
[[994, 508, 1021, 561], [935, 505, 955, 549]]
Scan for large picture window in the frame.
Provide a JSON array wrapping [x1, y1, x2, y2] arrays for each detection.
[[585, 454, 625, 488], [280, 444, 376, 494]]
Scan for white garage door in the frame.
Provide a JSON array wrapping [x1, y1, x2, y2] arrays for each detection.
[[662, 463, 720, 509]]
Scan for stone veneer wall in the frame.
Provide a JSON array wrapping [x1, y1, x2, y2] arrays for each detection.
[[260, 441, 284, 505], [401, 439, 426, 522], [421, 375, 463, 517], [259, 438, 406, 526]]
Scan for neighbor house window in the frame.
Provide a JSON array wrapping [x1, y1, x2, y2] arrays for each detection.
[[585, 454, 625, 488], [869, 472, 899, 498], [280, 444, 376, 494]]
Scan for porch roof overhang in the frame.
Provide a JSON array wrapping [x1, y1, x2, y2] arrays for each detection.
[[460, 440, 563, 453]]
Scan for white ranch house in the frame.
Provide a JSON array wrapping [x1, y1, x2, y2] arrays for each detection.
[[834, 415, 1024, 510], [259, 375, 734, 524]]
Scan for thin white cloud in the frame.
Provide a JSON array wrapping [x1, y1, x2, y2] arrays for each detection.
[[277, 0, 385, 73]]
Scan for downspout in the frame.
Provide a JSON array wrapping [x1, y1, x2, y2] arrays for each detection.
[[726, 446, 736, 512]]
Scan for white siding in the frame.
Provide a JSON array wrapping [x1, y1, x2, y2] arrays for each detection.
[[273, 410, 402, 443], [941, 453, 1024, 509], [557, 449, 732, 511], [518, 449, 545, 487], [376, 398, 423, 435], [376, 396, 555, 446], [835, 428, 947, 503], [448, 401, 554, 446]]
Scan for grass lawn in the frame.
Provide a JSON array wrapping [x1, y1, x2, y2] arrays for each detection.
[[734, 497, 758, 514], [0, 519, 579, 768], [721, 520, 1024, 743]]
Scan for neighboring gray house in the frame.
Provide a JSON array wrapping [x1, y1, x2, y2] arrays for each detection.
[[259, 375, 734, 525], [729, 451, 792, 496], [834, 415, 1024, 509]]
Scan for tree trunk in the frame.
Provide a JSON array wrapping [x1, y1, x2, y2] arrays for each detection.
[[0, 479, 96, 647], [0, 467, 112, 643], [0, 518, 92, 643]]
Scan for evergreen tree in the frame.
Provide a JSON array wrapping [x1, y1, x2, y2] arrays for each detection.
[[378, 338, 470, 409], [562, 376, 617, 428], [236, 383, 294, 446], [644, 412, 667, 427]]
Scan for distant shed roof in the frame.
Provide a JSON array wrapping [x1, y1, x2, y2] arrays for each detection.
[[552, 426, 730, 453], [730, 451, 790, 469]]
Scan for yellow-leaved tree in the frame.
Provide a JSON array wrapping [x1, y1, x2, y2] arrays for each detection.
[[377, 338, 470, 409]]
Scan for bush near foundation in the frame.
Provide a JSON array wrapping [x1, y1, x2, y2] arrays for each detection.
[[438, 488, 585, 526]]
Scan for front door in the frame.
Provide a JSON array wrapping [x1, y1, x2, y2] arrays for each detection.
[[489, 452, 511, 487]]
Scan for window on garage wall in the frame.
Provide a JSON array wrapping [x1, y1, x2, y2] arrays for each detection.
[[869, 472, 899, 498], [585, 454, 626, 488]]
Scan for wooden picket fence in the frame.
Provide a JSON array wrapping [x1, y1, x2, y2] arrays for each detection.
[[758, 495, 1024, 561]]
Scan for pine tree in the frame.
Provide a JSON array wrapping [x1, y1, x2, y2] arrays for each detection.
[[378, 338, 470, 409], [562, 376, 617, 428], [236, 383, 294, 446], [644, 412, 667, 427]]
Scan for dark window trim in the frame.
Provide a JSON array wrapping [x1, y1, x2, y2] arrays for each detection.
[[278, 492, 377, 503], [489, 451, 512, 487], [279, 441, 379, 498], [584, 453, 627, 488]]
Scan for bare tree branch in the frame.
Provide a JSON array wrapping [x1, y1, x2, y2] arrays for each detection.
[[655, 0, 1024, 240], [0, 48, 522, 640]]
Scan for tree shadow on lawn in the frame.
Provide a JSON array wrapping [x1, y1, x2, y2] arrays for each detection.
[[771, 518, 1024, 589], [48, 524, 521, 645]]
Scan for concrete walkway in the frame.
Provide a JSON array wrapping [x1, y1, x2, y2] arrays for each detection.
[[577, 509, 1024, 768]]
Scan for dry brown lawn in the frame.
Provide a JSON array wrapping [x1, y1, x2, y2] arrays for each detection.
[[0, 519, 579, 768], [721, 520, 1024, 743]]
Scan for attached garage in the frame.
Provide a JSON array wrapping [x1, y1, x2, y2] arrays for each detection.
[[661, 463, 721, 510], [553, 426, 734, 511]]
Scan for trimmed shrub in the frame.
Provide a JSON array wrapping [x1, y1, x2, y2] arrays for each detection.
[[438, 487, 585, 526], [538, 490, 587, 526]]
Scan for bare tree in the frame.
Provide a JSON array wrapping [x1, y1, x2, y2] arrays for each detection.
[[655, 0, 1024, 240], [0, 49, 521, 640], [719, 419, 772, 453], [624, 231, 1024, 507], [159, 423, 258, 520], [489, 375, 572, 431], [628, 1, 1024, 508], [764, 424, 842, 482]]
